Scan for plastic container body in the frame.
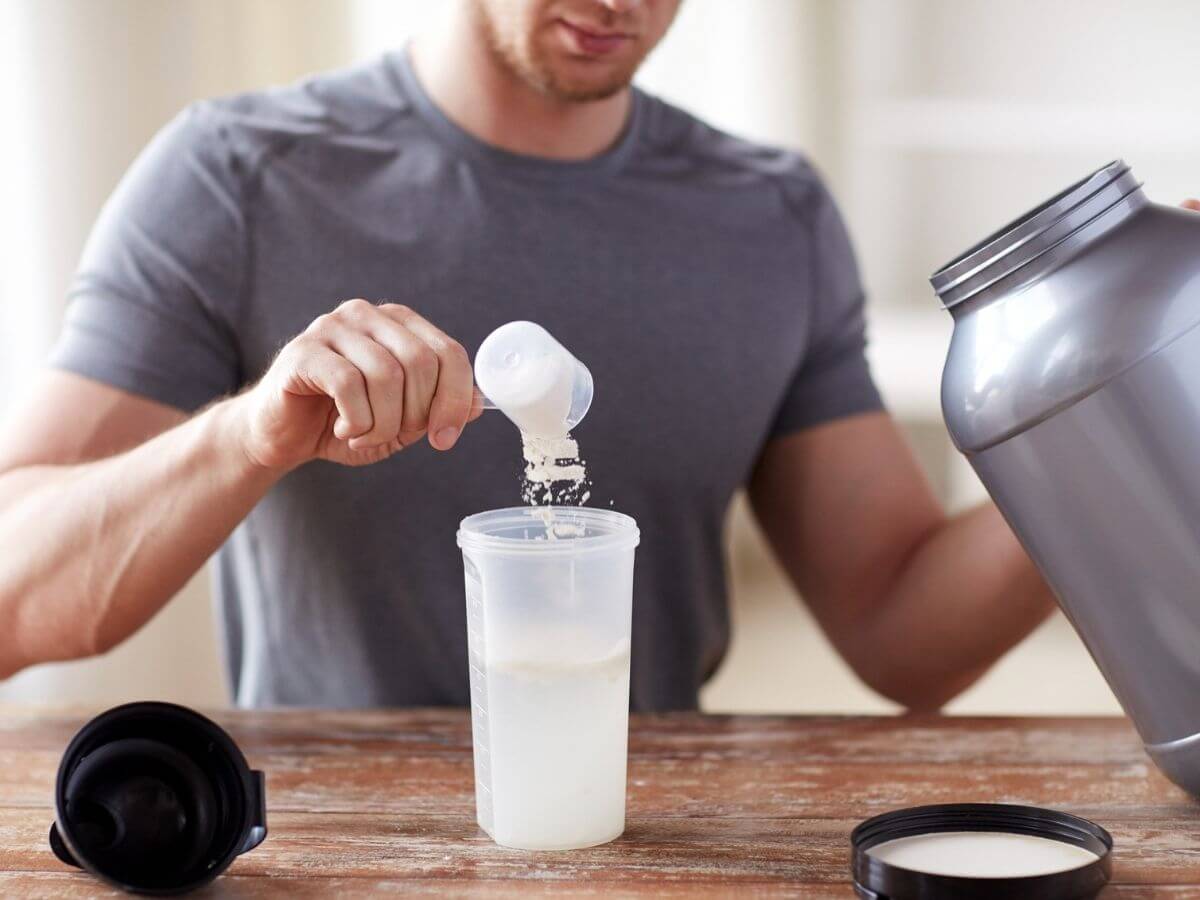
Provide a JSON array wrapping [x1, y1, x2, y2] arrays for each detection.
[[457, 507, 639, 849], [934, 160, 1200, 793]]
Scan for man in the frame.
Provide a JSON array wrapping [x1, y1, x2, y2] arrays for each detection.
[[0, 0, 1057, 710]]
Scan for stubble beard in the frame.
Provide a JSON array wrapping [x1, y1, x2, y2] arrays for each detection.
[[473, 3, 636, 103]]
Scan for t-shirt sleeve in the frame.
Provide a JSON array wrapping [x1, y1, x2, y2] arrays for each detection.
[[47, 103, 246, 411], [767, 178, 884, 438]]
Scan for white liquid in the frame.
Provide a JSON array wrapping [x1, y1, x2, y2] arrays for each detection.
[[868, 831, 1099, 878], [480, 642, 631, 850]]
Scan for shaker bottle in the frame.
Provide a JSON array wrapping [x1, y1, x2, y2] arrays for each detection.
[[933, 160, 1200, 793], [457, 506, 639, 849]]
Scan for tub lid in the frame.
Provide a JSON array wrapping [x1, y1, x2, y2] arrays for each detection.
[[851, 802, 1112, 899]]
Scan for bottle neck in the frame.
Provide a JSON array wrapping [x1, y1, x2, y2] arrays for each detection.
[[933, 161, 1146, 316], [948, 185, 1148, 321]]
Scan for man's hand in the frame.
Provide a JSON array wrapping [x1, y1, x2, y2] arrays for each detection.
[[0, 299, 480, 671], [236, 300, 479, 471], [1184, 199, 1200, 212]]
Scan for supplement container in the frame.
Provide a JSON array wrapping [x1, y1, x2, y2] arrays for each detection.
[[934, 160, 1200, 793], [457, 506, 639, 850]]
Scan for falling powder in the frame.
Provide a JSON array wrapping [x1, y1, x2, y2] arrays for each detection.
[[521, 432, 590, 506], [531, 504, 587, 541]]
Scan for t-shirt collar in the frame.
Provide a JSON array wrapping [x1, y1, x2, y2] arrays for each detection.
[[386, 43, 642, 182]]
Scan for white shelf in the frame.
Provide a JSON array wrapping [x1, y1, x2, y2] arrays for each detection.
[[853, 97, 1200, 154], [866, 308, 951, 420]]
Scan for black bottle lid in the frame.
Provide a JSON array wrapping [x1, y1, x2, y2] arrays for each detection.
[[49, 701, 267, 894], [851, 803, 1112, 900]]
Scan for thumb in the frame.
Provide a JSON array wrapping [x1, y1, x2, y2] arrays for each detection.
[[1181, 198, 1200, 212]]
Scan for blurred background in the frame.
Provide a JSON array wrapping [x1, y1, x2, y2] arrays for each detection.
[[3, 0, 1198, 713]]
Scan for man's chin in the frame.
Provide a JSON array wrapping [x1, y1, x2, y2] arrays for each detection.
[[535, 66, 636, 102], [543, 79, 630, 102], [520, 44, 640, 102]]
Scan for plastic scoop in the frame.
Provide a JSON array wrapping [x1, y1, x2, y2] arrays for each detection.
[[474, 321, 593, 437]]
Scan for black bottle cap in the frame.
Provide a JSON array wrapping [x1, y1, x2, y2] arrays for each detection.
[[49, 701, 267, 894], [851, 803, 1112, 900]]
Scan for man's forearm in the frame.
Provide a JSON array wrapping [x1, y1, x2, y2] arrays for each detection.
[[860, 502, 1056, 710], [0, 395, 278, 677]]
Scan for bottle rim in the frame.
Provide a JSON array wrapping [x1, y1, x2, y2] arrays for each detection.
[[931, 160, 1142, 309], [458, 506, 639, 556]]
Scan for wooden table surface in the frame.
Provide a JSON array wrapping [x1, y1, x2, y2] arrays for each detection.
[[2, 709, 1199, 897]]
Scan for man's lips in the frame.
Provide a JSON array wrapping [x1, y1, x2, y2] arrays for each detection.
[[556, 18, 634, 56]]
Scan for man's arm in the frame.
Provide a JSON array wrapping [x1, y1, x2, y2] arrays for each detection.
[[0, 372, 273, 675], [748, 410, 1055, 711], [0, 300, 476, 679]]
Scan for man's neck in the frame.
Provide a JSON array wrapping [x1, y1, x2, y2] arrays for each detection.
[[409, 10, 631, 161]]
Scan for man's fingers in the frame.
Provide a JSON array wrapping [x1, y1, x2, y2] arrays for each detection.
[[362, 313, 440, 436], [1183, 198, 1200, 212], [292, 344, 373, 440], [301, 299, 475, 453], [325, 327, 406, 449], [379, 304, 475, 450]]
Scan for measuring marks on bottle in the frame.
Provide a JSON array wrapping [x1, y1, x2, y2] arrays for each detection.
[[464, 556, 494, 834]]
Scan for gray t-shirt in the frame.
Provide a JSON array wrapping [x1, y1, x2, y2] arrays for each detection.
[[50, 51, 882, 710]]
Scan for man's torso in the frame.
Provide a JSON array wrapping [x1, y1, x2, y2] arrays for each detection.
[[54, 51, 868, 709]]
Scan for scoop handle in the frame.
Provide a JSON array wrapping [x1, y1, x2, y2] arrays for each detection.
[[473, 388, 497, 411]]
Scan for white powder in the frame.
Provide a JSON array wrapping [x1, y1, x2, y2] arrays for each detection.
[[531, 505, 587, 540], [474, 322, 595, 508], [867, 831, 1098, 877], [521, 432, 590, 507], [475, 322, 576, 439], [473, 323, 593, 508]]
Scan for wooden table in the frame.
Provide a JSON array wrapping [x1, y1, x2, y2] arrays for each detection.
[[2, 710, 1199, 897]]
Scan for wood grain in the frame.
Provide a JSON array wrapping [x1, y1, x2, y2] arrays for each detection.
[[2, 709, 1199, 896]]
